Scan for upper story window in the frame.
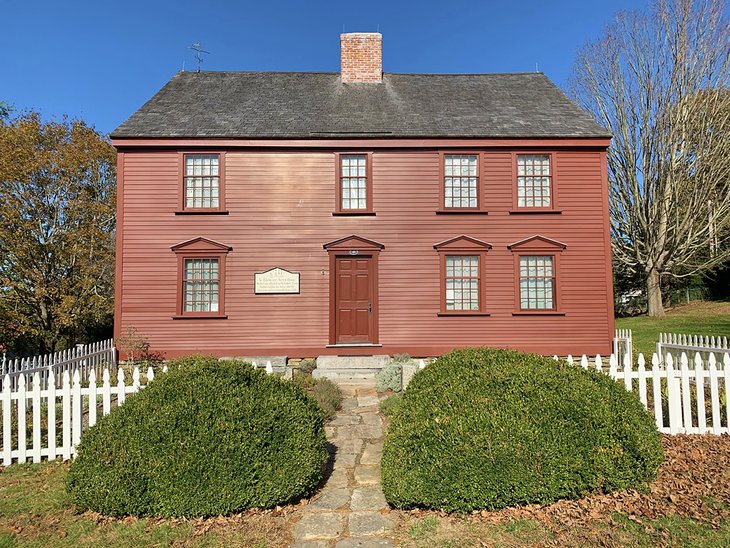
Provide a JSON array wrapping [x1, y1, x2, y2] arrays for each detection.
[[516, 154, 552, 208], [178, 153, 226, 213], [335, 153, 373, 214], [443, 154, 478, 210], [185, 154, 219, 209]]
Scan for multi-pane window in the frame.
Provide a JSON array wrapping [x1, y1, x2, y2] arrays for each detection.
[[184, 154, 220, 209], [519, 255, 555, 310], [517, 155, 551, 208], [183, 258, 220, 313], [444, 155, 478, 208], [340, 154, 368, 210], [445, 255, 480, 311]]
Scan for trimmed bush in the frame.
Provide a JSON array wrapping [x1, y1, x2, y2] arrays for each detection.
[[379, 393, 403, 417], [292, 374, 343, 418], [376, 362, 403, 392], [67, 356, 328, 517], [382, 347, 664, 512]]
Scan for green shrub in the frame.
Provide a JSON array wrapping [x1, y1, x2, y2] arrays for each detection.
[[67, 356, 328, 517], [382, 347, 664, 512], [292, 374, 343, 418], [298, 359, 317, 375], [376, 361, 403, 392], [379, 393, 403, 417]]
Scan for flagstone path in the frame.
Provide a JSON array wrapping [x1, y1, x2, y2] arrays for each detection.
[[291, 386, 395, 547]]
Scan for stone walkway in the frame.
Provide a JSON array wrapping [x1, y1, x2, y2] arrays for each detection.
[[292, 386, 395, 547]]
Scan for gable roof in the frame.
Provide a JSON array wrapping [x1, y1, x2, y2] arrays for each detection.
[[111, 71, 610, 140]]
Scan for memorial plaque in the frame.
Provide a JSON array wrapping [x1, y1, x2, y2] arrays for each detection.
[[254, 268, 300, 294]]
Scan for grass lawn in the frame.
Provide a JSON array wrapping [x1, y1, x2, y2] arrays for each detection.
[[0, 462, 295, 547], [616, 300, 730, 358]]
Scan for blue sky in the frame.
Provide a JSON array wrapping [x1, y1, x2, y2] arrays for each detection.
[[3, 0, 644, 134]]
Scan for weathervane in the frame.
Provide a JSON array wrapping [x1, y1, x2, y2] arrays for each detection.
[[188, 42, 210, 72]]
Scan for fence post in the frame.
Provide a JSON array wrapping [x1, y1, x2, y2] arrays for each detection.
[[72, 370, 82, 449], [637, 354, 647, 408], [594, 354, 602, 373], [624, 353, 632, 392], [132, 367, 141, 392], [609, 354, 617, 379], [694, 353, 706, 434], [666, 354, 682, 434], [62, 371, 71, 461], [724, 355, 730, 434], [651, 353, 663, 431], [32, 372, 41, 463], [88, 369, 97, 428], [17, 374, 27, 464], [708, 354, 721, 435], [3, 374, 12, 465], [102, 368, 111, 416], [117, 368, 126, 405], [47, 371, 56, 460], [628, 330, 633, 366], [680, 353, 692, 433]]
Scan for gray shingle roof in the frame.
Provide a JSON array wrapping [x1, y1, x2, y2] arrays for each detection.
[[111, 71, 610, 139]]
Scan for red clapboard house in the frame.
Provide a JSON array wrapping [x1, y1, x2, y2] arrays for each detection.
[[111, 33, 614, 362]]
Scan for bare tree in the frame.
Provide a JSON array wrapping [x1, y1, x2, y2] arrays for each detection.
[[569, 0, 730, 317]]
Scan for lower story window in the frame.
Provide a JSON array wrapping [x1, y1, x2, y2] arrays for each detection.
[[445, 255, 480, 311], [183, 258, 220, 313], [519, 255, 555, 310]]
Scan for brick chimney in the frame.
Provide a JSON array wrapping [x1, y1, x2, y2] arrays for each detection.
[[340, 32, 382, 84]]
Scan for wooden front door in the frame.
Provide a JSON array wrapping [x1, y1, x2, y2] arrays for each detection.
[[335, 256, 375, 343]]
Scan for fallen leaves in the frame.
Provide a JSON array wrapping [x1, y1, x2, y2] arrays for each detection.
[[403, 434, 730, 535]]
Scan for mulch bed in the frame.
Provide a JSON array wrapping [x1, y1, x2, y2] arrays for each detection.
[[402, 434, 730, 529]]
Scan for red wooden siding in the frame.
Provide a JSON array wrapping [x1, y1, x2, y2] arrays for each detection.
[[115, 145, 614, 358]]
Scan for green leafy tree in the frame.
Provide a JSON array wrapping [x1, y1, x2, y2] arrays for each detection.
[[0, 112, 116, 354]]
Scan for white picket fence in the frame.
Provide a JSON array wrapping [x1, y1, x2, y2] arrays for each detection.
[[1, 364, 164, 466], [1, 339, 117, 392], [0, 359, 279, 467], [613, 328, 633, 366], [563, 351, 730, 435], [657, 332, 729, 365]]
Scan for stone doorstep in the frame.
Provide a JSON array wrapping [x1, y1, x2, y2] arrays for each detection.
[[219, 355, 287, 369], [313, 369, 381, 379], [316, 355, 391, 369]]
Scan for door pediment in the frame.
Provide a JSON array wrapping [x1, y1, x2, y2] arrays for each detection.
[[323, 235, 385, 252]]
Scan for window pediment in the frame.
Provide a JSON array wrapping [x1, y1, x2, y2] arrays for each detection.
[[433, 235, 493, 251], [508, 235, 566, 252], [171, 237, 232, 253]]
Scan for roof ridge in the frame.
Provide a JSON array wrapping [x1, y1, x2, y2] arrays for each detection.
[[175, 70, 546, 77]]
